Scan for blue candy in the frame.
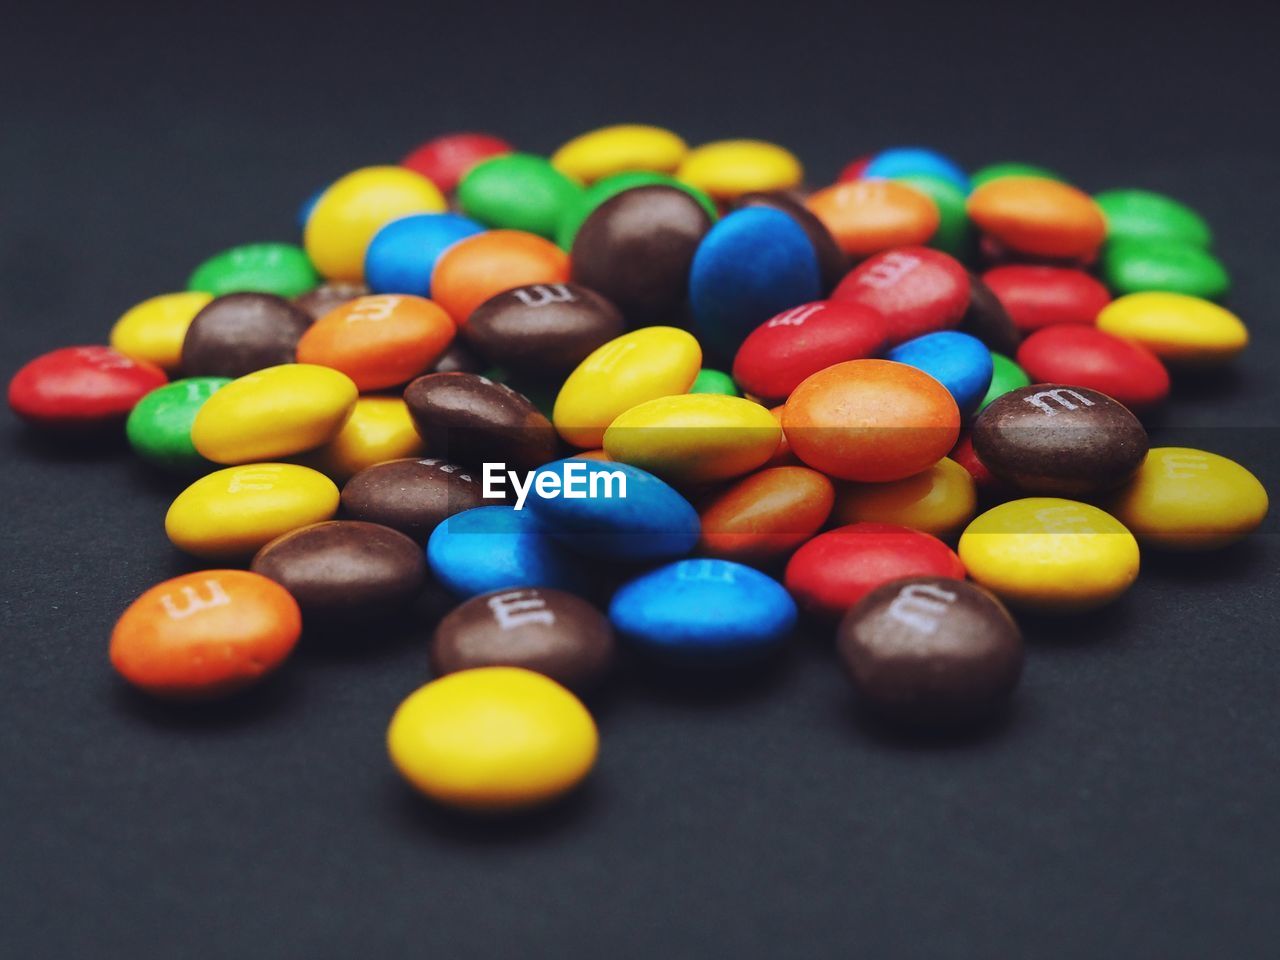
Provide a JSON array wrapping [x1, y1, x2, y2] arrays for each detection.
[[887, 330, 994, 417], [609, 558, 797, 664], [863, 147, 971, 194], [297, 186, 327, 232], [689, 207, 822, 363], [525, 458, 700, 562], [426, 505, 585, 598], [364, 213, 485, 297]]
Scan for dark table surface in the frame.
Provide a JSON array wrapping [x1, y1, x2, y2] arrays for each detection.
[[3, 2, 1278, 957]]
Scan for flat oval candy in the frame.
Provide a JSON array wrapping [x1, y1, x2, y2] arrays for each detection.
[[609, 558, 796, 663], [892, 174, 973, 259], [552, 124, 688, 183], [1016, 325, 1170, 413], [8, 346, 167, 430], [959, 498, 1139, 611], [430, 340, 484, 375], [401, 132, 513, 192], [126, 376, 230, 473], [698, 465, 834, 563], [676, 139, 802, 200], [973, 384, 1149, 496], [426, 506, 586, 598], [886, 331, 993, 417], [1095, 292, 1247, 365], [689, 368, 739, 396], [457, 153, 583, 239], [294, 281, 368, 321], [363, 213, 485, 296], [959, 272, 1021, 355], [966, 177, 1106, 260], [110, 292, 213, 371], [970, 162, 1062, 188], [1094, 189, 1211, 247], [556, 171, 716, 250], [181, 293, 314, 379], [863, 147, 969, 192], [109, 570, 301, 699], [976, 352, 1031, 412], [340, 457, 486, 544], [431, 230, 570, 324], [831, 457, 977, 540], [831, 247, 969, 344], [188, 243, 319, 298], [1101, 238, 1229, 299], [165, 463, 339, 559], [734, 192, 849, 294], [949, 430, 1007, 497], [981, 265, 1111, 333], [805, 180, 940, 258], [305, 396, 425, 482]]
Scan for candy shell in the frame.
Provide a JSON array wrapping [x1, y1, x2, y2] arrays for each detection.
[[126, 377, 230, 473], [363, 213, 485, 297], [831, 457, 977, 540], [431, 230, 570, 324], [188, 243, 319, 298], [805, 180, 940, 257], [966, 177, 1106, 261], [1094, 189, 1211, 247], [552, 124, 688, 182], [1016, 325, 1170, 413], [676, 139, 803, 200], [304, 396, 425, 482], [1095, 292, 1247, 365], [457, 153, 583, 240], [110, 292, 214, 372], [981, 265, 1111, 333], [886, 331, 993, 417], [864, 147, 969, 192], [426, 506, 587, 598], [698, 465, 835, 562], [831, 247, 970, 345], [401, 132, 513, 192], [1101, 238, 1229, 300], [9, 346, 167, 430]]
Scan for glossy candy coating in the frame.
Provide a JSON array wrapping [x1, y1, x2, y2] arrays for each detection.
[[294, 282, 368, 321], [363, 213, 485, 297], [431, 230, 570, 325], [1101, 238, 1229, 299], [401, 133, 513, 192], [698, 465, 835, 562], [304, 396, 425, 482], [966, 177, 1106, 260], [976, 353, 1031, 413], [892, 174, 973, 259], [426, 506, 586, 598], [805, 180, 940, 258], [689, 368, 739, 396], [959, 273, 1021, 355], [1016, 325, 1170, 413], [1094, 189, 1211, 247], [863, 147, 970, 193], [832, 247, 970, 345], [340, 457, 486, 544], [110, 292, 213, 371], [831, 457, 977, 540], [982, 265, 1111, 333], [1095, 292, 1247, 365], [126, 377, 230, 473], [457, 153, 582, 240], [970, 162, 1062, 188], [188, 243, 319, 299], [676, 139, 803, 200], [887, 331, 993, 417], [552, 124, 688, 183], [733, 193, 847, 296], [556, 172, 716, 250], [9, 346, 167, 430], [181, 293, 314, 379]]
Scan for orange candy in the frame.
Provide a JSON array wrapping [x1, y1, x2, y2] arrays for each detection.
[[296, 294, 455, 391], [699, 466, 835, 563], [430, 230, 570, 324], [805, 180, 940, 257], [966, 176, 1106, 260], [762, 404, 801, 467], [109, 570, 301, 699], [781, 359, 960, 483]]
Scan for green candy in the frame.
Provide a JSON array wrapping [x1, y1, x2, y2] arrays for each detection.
[[1094, 189, 1211, 247], [689, 368, 739, 397], [976, 353, 1031, 413], [187, 242, 319, 298], [126, 377, 230, 473], [892, 173, 973, 259], [457, 153, 583, 240], [556, 171, 718, 250], [970, 162, 1063, 189], [1102, 238, 1229, 299]]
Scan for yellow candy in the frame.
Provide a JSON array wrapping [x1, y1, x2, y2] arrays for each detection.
[[832, 457, 977, 540], [191, 364, 358, 465], [304, 166, 446, 282], [165, 463, 339, 559], [1108, 447, 1268, 550], [387, 667, 598, 812], [301, 396, 425, 482], [553, 326, 701, 449], [958, 498, 1140, 612], [604, 394, 781, 484], [1096, 292, 1248, 364], [551, 124, 688, 183], [676, 139, 803, 200], [108, 292, 213, 371]]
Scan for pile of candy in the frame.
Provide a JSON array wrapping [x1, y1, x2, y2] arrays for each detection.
[[9, 125, 1268, 814]]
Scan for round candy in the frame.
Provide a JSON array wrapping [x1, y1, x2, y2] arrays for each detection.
[[886, 331, 993, 417], [976, 352, 1031, 413], [782, 359, 961, 483], [457, 153, 582, 239], [304, 396, 424, 482], [1095, 292, 1247, 365], [126, 377, 230, 473], [784, 522, 965, 620], [1016, 325, 1170, 413], [805, 180, 940, 257], [831, 246, 970, 345], [110, 292, 213, 371], [966, 177, 1106, 260], [432, 588, 616, 690], [609, 558, 797, 664], [340, 457, 487, 544], [864, 147, 969, 192], [401, 132, 513, 192], [698, 465, 835, 563], [959, 498, 1140, 611], [676, 139, 803, 200], [1101, 238, 1230, 299], [603, 393, 782, 485], [431, 230, 570, 324], [294, 281, 368, 321], [165, 463, 339, 559], [689, 368, 738, 396], [973, 384, 1149, 496], [431, 340, 484, 375], [251, 520, 426, 623], [892, 174, 973, 259], [970, 162, 1062, 188], [556, 171, 716, 250], [426, 506, 586, 598], [191, 364, 357, 464], [981, 265, 1111, 333], [388, 668, 597, 811], [734, 191, 849, 294], [551, 124, 688, 183], [8, 346, 167, 430], [180, 293, 313, 379], [1094, 189, 1211, 247], [553, 326, 701, 449], [295, 294, 455, 391], [831, 457, 977, 540], [1108, 447, 1268, 550], [363, 213, 485, 297], [109, 570, 301, 700], [949, 430, 1006, 497], [188, 243, 319, 299], [959, 272, 1021, 355], [838, 576, 1022, 725]]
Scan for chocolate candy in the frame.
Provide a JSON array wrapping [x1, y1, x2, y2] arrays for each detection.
[[734, 191, 849, 294], [340, 457, 488, 543], [403, 372, 558, 472], [181, 293, 313, 378], [430, 339, 484, 374], [431, 587, 616, 690], [972, 384, 1149, 496], [294, 282, 369, 321], [463, 282, 625, 377], [837, 576, 1023, 725], [250, 520, 426, 623], [959, 272, 1021, 355], [8, 345, 168, 430]]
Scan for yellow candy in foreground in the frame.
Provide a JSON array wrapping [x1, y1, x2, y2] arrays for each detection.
[[958, 498, 1140, 612], [387, 667, 598, 812], [676, 139, 803, 200], [302, 396, 425, 482], [604, 393, 781, 484], [553, 326, 701, 449], [832, 457, 977, 540], [165, 463, 339, 559], [551, 124, 688, 183], [192, 364, 357, 464], [1108, 447, 1268, 550], [109, 291, 213, 371], [1096, 292, 1248, 364]]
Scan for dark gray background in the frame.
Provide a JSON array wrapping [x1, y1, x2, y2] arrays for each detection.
[[2, 1, 1278, 957]]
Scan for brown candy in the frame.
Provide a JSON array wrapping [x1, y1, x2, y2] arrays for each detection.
[[181, 292, 313, 378], [837, 576, 1023, 725], [431, 587, 616, 690], [430, 339, 484, 374], [340, 457, 488, 544], [972, 383, 1148, 496], [960, 272, 1021, 355], [294, 282, 369, 321], [735, 191, 849, 294]]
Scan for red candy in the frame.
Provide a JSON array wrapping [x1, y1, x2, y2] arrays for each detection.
[[831, 246, 969, 344], [784, 521, 966, 619], [982, 265, 1111, 333], [402, 133, 513, 193], [949, 430, 1010, 499], [9, 346, 167, 429], [837, 155, 872, 182], [1016, 325, 1171, 413], [731, 300, 890, 402]]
